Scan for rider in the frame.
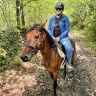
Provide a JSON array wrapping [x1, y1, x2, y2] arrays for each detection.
[[48, 2, 74, 72]]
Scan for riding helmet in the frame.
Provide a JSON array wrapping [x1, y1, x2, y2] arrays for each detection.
[[55, 2, 64, 10]]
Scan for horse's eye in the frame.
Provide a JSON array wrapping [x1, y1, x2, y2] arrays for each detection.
[[34, 36, 39, 39]]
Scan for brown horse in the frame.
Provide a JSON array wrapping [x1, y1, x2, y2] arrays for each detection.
[[20, 21, 76, 96]]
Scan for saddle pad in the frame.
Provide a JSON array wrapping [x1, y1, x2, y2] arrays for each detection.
[[55, 42, 65, 65], [57, 46, 65, 65], [55, 42, 65, 58], [55, 42, 63, 52], [57, 47, 65, 58]]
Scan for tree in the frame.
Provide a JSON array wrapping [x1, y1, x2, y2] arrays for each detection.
[[16, 0, 20, 29], [21, 0, 25, 27]]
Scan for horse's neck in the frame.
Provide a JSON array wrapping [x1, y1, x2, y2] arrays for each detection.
[[40, 33, 52, 60]]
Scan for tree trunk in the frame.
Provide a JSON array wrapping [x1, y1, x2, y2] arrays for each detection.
[[16, 0, 20, 29], [21, 0, 25, 27]]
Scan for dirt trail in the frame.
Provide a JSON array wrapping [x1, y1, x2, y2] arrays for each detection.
[[0, 33, 96, 96]]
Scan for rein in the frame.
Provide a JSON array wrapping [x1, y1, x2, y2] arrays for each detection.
[[41, 48, 55, 68]]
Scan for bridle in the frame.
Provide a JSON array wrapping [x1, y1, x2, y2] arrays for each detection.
[[23, 28, 56, 68], [24, 29, 44, 56]]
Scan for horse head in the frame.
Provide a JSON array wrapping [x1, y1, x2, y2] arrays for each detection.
[[20, 21, 47, 62]]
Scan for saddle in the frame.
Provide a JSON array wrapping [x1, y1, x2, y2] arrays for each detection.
[[55, 42, 66, 58], [55, 42, 66, 65], [55, 41, 75, 60]]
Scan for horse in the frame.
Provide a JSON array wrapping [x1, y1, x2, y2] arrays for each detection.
[[20, 21, 76, 96]]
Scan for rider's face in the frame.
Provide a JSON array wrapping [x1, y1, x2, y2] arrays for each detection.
[[55, 8, 63, 15]]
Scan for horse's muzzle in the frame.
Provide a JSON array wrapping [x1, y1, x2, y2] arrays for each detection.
[[20, 55, 29, 62]]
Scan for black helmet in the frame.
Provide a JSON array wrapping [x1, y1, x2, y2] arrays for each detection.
[[55, 2, 64, 10]]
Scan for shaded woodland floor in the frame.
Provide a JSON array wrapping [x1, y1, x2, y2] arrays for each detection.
[[0, 33, 96, 96]]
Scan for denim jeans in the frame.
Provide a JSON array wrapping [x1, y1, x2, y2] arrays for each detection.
[[60, 37, 72, 64]]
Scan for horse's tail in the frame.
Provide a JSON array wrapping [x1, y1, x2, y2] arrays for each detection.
[[70, 38, 76, 65], [70, 38, 76, 53], [73, 41, 76, 54]]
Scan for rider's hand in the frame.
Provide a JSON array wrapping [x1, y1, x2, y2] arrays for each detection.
[[55, 37, 60, 42]]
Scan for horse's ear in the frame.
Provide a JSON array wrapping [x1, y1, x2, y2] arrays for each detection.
[[38, 20, 47, 31], [29, 20, 35, 27]]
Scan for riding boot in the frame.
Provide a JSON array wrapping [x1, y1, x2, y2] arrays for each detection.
[[66, 63, 74, 72]]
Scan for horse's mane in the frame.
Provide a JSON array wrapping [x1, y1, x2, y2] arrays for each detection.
[[28, 24, 40, 32], [28, 24, 55, 47], [43, 28, 55, 47]]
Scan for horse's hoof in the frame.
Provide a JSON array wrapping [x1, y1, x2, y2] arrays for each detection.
[[53, 92, 57, 96], [53, 94, 57, 96], [63, 76, 66, 80], [71, 71, 74, 74]]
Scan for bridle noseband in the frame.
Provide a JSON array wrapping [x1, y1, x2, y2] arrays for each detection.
[[24, 44, 35, 49]]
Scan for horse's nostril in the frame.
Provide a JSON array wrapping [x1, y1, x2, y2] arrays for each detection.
[[20, 56, 23, 59], [32, 53, 35, 55], [20, 56, 28, 62]]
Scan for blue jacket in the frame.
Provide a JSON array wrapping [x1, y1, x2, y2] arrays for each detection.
[[48, 14, 70, 40]]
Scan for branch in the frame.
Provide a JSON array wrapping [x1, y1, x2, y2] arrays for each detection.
[[24, 10, 31, 16], [22, 0, 36, 8]]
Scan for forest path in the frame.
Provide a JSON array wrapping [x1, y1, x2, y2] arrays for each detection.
[[0, 32, 96, 96]]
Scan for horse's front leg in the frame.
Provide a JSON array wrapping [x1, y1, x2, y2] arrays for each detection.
[[50, 73, 54, 79], [53, 80, 57, 96], [53, 72, 58, 96], [63, 64, 66, 79]]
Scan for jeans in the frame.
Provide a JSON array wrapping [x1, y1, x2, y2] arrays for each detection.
[[60, 37, 72, 64]]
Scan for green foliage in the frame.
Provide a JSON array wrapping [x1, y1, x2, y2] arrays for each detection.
[[70, 0, 96, 32], [70, 1, 89, 29], [2, 28, 21, 57], [0, 56, 8, 72], [0, 48, 7, 72], [70, 0, 96, 55], [0, 27, 22, 72], [24, 0, 59, 24], [87, 0, 96, 34]]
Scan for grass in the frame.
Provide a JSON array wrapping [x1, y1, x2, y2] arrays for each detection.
[[72, 30, 96, 56]]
